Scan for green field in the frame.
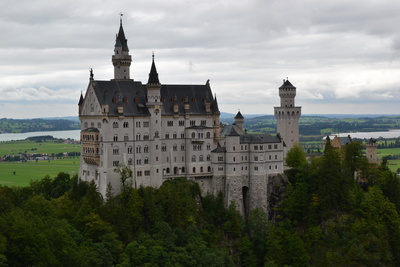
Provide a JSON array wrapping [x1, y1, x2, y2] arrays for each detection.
[[377, 147, 400, 173], [0, 140, 80, 156], [0, 158, 79, 187]]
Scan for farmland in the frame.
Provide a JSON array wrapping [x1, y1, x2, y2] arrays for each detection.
[[0, 139, 80, 186]]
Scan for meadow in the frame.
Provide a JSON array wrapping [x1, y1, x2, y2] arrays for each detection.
[[0, 139, 80, 186], [0, 158, 79, 187]]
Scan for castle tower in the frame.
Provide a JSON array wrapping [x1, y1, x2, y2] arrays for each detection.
[[146, 54, 163, 187], [274, 79, 301, 157], [112, 18, 132, 80], [366, 138, 378, 164], [234, 111, 244, 130]]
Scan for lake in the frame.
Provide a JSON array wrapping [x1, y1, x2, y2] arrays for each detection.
[[0, 129, 400, 143], [0, 130, 81, 142], [335, 130, 400, 139]]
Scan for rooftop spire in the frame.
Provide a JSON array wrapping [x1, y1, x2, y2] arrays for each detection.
[[115, 14, 129, 51], [147, 53, 160, 84]]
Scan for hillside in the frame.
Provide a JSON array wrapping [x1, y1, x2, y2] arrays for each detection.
[[0, 118, 80, 133]]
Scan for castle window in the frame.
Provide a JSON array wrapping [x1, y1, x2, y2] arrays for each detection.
[[218, 166, 223, 171], [260, 145, 263, 150], [155, 131, 159, 138], [206, 132, 211, 138], [269, 155, 272, 160], [143, 121, 149, 127], [124, 134, 128, 141], [136, 121, 141, 127], [161, 144, 167, 152], [192, 155, 196, 162], [207, 143, 211, 150], [113, 161, 119, 166], [165, 133, 169, 139], [144, 146, 149, 153], [268, 145, 272, 149], [145, 170, 150, 176], [199, 155, 204, 161], [207, 155, 211, 161], [193, 167, 196, 173], [190, 120, 195, 126], [254, 156, 258, 161], [254, 145, 258, 150], [123, 122, 129, 128], [275, 155, 278, 160], [218, 156, 224, 161], [173, 133, 177, 139], [181, 133, 185, 138], [200, 167, 204, 173], [233, 146, 236, 151], [274, 144, 278, 149], [136, 159, 142, 165], [208, 166, 211, 172], [254, 166, 258, 171], [136, 134, 141, 140], [128, 146, 133, 154], [97, 122, 101, 128], [136, 146, 141, 153], [137, 171, 142, 177], [128, 159, 133, 165], [113, 135, 118, 142], [179, 120, 185, 126], [113, 122, 118, 128], [181, 144, 185, 151], [167, 121, 173, 127], [143, 134, 149, 140], [144, 158, 149, 164], [201, 120, 206, 126], [191, 132, 195, 139], [173, 144, 177, 151]]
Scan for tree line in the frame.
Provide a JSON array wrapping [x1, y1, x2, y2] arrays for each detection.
[[1, 140, 400, 265]]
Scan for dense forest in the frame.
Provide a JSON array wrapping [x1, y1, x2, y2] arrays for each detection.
[[1, 141, 400, 266], [0, 118, 79, 133]]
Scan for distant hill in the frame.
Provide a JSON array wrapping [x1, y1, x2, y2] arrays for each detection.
[[0, 118, 80, 134]]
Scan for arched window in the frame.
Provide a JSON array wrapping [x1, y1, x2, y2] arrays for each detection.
[[191, 132, 195, 138], [200, 166, 203, 172], [144, 145, 149, 153], [128, 146, 133, 154], [192, 167, 196, 173], [136, 146, 141, 153], [207, 166, 211, 172], [206, 132, 211, 138], [199, 155, 204, 161], [192, 155, 196, 162], [128, 158, 133, 165]]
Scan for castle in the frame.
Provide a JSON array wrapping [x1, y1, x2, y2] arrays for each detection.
[[78, 20, 301, 215]]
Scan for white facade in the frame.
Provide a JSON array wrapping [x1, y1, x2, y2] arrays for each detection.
[[79, 21, 287, 215]]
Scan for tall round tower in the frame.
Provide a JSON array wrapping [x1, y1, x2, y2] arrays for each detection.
[[112, 17, 132, 80], [274, 79, 301, 157]]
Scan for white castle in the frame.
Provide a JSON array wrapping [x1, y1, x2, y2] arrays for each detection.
[[78, 20, 301, 215]]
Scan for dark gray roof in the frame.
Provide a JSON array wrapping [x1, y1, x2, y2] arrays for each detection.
[[240, 134, 281, 144], [82, 127, 99, 132], [148, 55, 160, 84], [89, 79, 219, 117], [211, 145, 226, 153], [92, 80, 150, 116], [279, 79, 296, 89], [234, 111, 244, 119], [160, 83, 217, 115], [220, 125, 241, 136], [115, 21, 129, 51]]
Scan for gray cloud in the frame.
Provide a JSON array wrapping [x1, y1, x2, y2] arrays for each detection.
[[0, 0, 399, 118]]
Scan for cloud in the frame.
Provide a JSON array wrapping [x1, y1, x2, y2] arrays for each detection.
[[0, 0, 399, 118]]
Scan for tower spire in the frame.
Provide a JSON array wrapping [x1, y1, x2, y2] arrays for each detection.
[[148, 53, 160, 84], [112, 15, 132, 80]]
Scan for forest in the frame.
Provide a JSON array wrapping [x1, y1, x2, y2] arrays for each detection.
[[0, 118, 79, 133], [1, 140, 400, 266]]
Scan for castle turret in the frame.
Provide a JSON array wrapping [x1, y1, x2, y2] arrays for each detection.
[[146, 54, 163, 187], [366, 138, 378, 164], [112, 18, 132, 80], [234, 111, 244, 130], [274, 79, 301, 157]]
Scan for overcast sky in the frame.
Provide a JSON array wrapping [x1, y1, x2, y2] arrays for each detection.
[[0, 0, 399, 119]]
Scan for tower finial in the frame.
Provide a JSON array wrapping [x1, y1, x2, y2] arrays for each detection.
[[119, 12, 123, 24]]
